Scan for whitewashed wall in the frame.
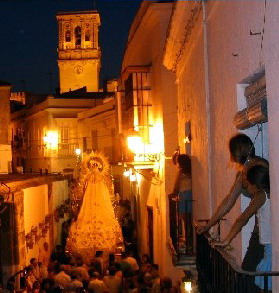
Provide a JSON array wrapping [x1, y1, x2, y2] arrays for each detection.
[[164, 0, 278, 273]]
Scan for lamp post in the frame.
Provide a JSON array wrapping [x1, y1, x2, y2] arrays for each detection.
[[75, 149, 82, 176], [181, 270, 194, 293]]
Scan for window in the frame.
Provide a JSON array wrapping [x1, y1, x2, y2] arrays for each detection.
[[234, 71, 267, 130], [59, 127, 69, 151], [65, 30, 71, 42], [75, 26, 81, 47]]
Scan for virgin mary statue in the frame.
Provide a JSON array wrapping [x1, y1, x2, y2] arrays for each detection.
[[66, 151, 123, 261]]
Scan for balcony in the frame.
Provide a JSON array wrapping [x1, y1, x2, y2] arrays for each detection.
[[169, 195, 196, 269], [169, 195, 279, 292], [196, 228, 279, 293]]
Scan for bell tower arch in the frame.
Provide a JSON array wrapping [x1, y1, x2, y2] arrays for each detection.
[[56, 10, 101, 93]]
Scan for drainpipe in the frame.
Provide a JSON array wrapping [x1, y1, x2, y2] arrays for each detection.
[[202, 1, 213, 216]]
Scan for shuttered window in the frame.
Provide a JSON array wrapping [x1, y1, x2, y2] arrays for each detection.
[[234, 73, 267, 130]]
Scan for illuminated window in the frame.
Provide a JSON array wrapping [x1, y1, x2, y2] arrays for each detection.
[[60, 127, 69, 151], [75, 26, 81, 47]]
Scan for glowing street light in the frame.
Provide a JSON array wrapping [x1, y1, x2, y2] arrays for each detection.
[[75, 148, 82, 156], [43, 131, 58, 149], [182, 271, 193, 293], [123, 169, 130, 177], [127, 129, 143, 154]]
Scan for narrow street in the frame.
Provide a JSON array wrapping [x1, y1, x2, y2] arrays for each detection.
[[1, 0, 279, 292]]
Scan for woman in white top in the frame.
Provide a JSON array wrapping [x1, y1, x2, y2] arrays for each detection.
[[247, 165, 271, 291]]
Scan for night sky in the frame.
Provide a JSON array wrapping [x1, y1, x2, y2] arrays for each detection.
[[0, 0, 142, 94]]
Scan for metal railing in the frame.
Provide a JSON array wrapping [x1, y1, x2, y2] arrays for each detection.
[[169, 195, 194, 258], [196, 227, 279, 293]]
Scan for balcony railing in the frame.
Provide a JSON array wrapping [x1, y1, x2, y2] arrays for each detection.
[[169, 195, 194, 259], [196, 228, 279, 293]]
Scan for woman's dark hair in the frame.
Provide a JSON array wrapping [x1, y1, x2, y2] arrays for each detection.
[[229, 134, 255, 164], [247, 165, 270, 192], [177, 154, 191, 175]]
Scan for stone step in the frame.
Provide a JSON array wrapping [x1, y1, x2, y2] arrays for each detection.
[[175, 255, 196, 269]]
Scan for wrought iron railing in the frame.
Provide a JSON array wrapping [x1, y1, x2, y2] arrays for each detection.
[[196, 228, 279, 293], [169, 195, 194, 258]]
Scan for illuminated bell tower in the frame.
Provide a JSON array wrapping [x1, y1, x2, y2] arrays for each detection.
[[56, 11, 101, 93]]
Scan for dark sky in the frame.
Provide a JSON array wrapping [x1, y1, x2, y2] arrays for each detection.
[[0, 0, 142, 93]]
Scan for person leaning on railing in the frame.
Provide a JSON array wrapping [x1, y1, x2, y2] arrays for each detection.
[[247, 165, 271, 291], [197, 134, 268, 274]]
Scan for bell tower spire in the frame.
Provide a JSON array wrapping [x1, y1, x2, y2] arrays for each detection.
[[56, 10, 101, 93]]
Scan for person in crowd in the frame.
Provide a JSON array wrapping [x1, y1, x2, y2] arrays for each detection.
[[142, 264, 153, 291], [197, 133, 269, 290], [65, 272, 83, 292], [137, 273, 149, 292], [247, 165, 272, 291], [50, 245, 68, 264], [124, 250, 139, 272], [94, 251, 105, 277], [118, 252, 132, 273], [108, 253, 116, 268], [172, 154, 193, 252], [103, 266, 122, 293], [61, 219, 72, 249], [150, 264, 160, 293], [160, 277, 177, 293], [31, 280, 40, 293], [74, 256, 89, 283], [122, 270, 136, 293], [114, 262, 123, 279], [139, 254, 151, 274], [30, 258, 41, 282], [41, 278, 56, 293], [53, 265, 71, 290], [39, 242, 50, 267], [25, 266, 37, 292], [38, 262, 48, 280], [89, 251, 105, 278], [88, 270, 108, 293]]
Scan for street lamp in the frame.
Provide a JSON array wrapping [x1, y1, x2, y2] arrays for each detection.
[[43, 130, 58, 149], [127, 129, 143, 154], [182, 270, 193, 293], [75, 148, 81, 156]]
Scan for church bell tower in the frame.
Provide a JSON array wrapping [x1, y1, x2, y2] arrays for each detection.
[[56, 11, 101, 93]]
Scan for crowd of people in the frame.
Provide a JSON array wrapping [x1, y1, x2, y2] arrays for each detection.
[[8, 133, 271, 292], [8, 247, 181, 293]]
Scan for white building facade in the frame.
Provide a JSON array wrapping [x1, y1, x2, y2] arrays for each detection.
[[164, 0, 279, 289]]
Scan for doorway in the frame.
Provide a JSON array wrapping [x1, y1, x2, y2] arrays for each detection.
[[147, 207, 154, 262]]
